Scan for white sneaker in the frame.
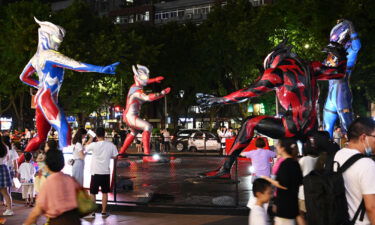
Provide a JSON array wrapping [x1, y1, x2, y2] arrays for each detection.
[[84, 213, 95, 219], [3, 209, 13, 216]]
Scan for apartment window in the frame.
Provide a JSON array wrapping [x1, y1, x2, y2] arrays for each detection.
[[202, 7, 209, 14], [155, 13, 161, 20], [129, 15, 134, 23], [162, 12, 169, 19], [145, 11, 150, 21], [115, 16, 121, 24], [171, 11, 177, 18], [186, 8, 193, 14], [177, 10, 184, 17]]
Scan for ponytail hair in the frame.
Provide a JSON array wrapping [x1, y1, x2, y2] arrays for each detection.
[[0, 141, 8, 158]]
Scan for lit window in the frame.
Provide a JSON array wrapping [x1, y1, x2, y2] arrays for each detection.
[[145, 11, 150, 21]]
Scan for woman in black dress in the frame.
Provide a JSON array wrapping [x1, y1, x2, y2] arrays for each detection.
[[263, 138, 303, 225]]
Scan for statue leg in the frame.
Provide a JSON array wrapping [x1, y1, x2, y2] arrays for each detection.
[[38, 90, 71, 150], [119, 129, 137, 155], [323, 108, 338, 139], [201, 116, 288, 179], [18, 107, 51, 165], [124, 116, 154, 162], [337, 109, 353, 135]]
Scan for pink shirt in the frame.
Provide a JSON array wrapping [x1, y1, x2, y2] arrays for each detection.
[[272, 157, 285, 175], [37, 172, 79, 218]]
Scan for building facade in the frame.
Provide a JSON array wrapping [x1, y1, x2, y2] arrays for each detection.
[[110, 0, 272, 26]]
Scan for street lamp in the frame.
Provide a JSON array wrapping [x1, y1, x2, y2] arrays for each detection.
[[304, 44, 310, 49]]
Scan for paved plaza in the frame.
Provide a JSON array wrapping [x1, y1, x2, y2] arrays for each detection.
[[4, 201, 247, 225]]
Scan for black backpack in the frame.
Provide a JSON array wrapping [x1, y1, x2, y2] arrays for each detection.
[[303, 153, 366, 225]]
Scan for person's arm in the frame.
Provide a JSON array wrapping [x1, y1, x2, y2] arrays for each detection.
[[311, 60, 346, 80], [147, 76, 164, 84], [136, 88, 171, 102], [364, 194, 375, 224], [19, 60, 38, 88], [261, 176, 287, 190], [197, 68, 284, 108], [44, 50, 119, 74], [23, 203, 43, 225], [112, 144, 119, 159]]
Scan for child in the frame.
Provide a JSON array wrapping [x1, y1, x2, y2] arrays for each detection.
[[249, 178, 273, 225], [18, 152, 36, 207]]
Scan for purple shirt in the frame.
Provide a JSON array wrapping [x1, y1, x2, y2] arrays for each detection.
[[243, 149, 276, 177]]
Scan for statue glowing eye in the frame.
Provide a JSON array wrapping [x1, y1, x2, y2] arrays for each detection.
[[52, 35, 62, 43], [139, 74, 148, 80]]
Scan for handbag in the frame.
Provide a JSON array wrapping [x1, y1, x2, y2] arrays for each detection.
[[68, 145, 76, 166], [76, 188, 97, 217], [68, 159, 75, 166]]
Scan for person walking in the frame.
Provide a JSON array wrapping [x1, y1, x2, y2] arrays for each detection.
[[262, 138, 303, 225], [72, 128, 88, 186], [333, 117, 375, 224], [162, 129, 171, 152], [23, 143, 81, 225], [0, 137, 13, 216], [241, 138, 276, 179], [85, 127, 118, 217], [18, 152, 36, 207]]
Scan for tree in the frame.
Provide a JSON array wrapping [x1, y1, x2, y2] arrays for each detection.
[[0, 0, 50, 129]]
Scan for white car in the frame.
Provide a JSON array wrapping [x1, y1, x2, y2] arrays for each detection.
[[173, 130, 221, 152]]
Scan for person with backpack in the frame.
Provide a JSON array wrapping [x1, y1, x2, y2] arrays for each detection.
[[298, 142, 319, 223], [262, 138, 303, 225], [334, 117, 375, 224], [304, 118, 375, 225]]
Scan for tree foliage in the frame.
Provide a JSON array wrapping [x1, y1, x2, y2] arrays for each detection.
[[0, 0, 374, 129]]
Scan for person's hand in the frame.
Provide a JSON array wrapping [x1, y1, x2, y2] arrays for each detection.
[[154, 76, 164, 83], [101, 62, 120, 74], [196, 93, 225, 110], [161, 87, 171, 95]]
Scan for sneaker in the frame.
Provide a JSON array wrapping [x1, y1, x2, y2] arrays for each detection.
[[84, 213, 95, 219], [2, 209, 13, 216], [101, 212, 109, 217]]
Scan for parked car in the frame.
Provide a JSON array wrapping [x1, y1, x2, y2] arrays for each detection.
[[171, 129, 221, 152]]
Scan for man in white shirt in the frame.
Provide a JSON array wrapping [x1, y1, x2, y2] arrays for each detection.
[[162, 129, 171, 152], [85, 127, 118, 217], [334, 117, 375, 225]]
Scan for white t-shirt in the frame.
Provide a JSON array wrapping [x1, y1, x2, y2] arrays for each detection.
[[86, 141, 118, 175], [249, 205, 270, 225], [6, 148, 19, 169], [72, 143, 84, 160], [19, 162, 36, 184], [162, 130, 171, 142], [298, 155, 318, 200], [334, 148, 375, 225]]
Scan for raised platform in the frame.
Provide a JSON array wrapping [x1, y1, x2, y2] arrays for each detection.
[[13, 154, 254, 216]]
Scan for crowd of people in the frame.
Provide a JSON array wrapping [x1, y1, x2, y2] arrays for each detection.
[[246, 117, 375, 225], [0, 117, 373, 224], [0, 126, 119, 224]]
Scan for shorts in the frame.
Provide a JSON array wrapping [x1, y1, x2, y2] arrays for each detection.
[[22, 184, 34, 199], [90, 174, 110, 194], [298, 199, 306, 212], [274, 217, 296, 225]]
